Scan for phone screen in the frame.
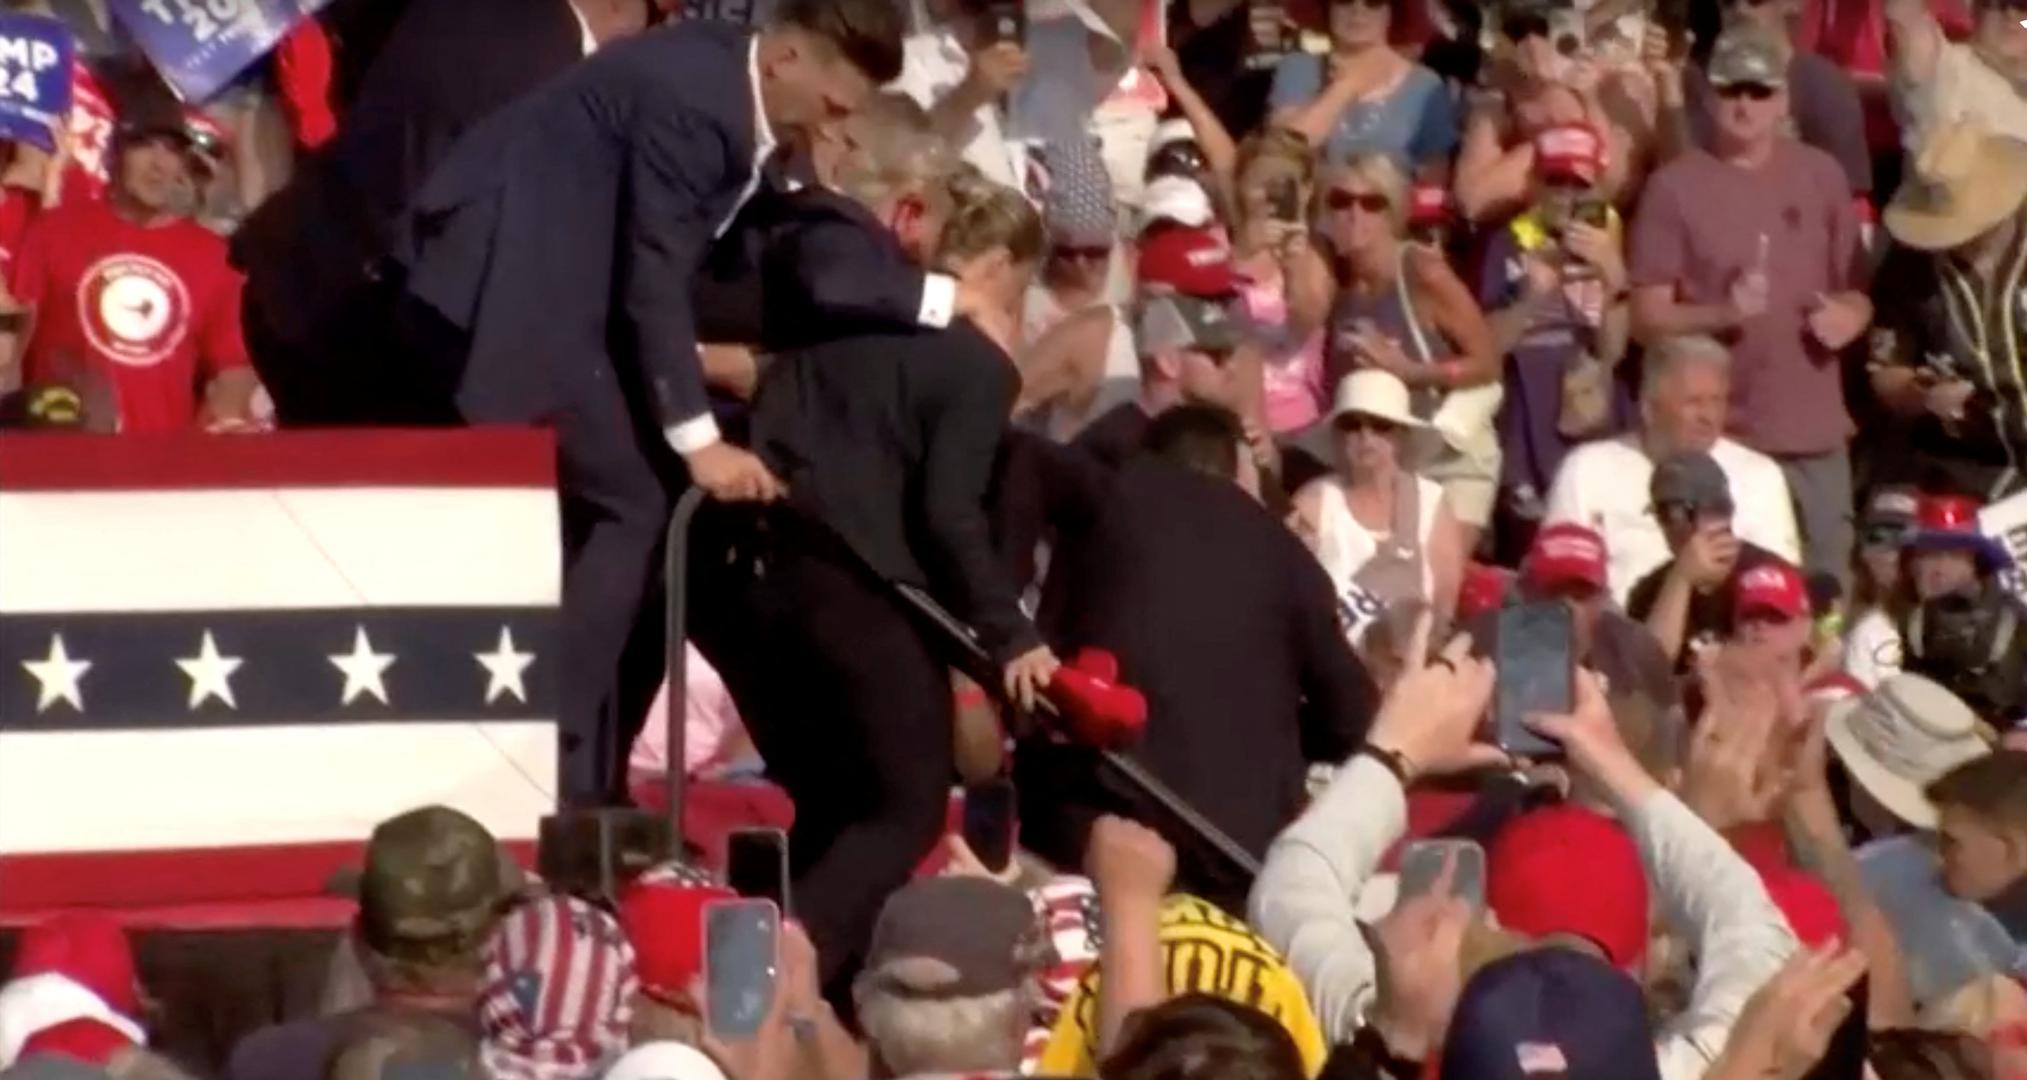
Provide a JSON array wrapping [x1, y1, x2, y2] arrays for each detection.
[[985, 0, 1024, 44], [962, 779, 1018, 873], [1397, 840, 1486, 914], [1269, 178, 1301, 222], [726, 828, 790, 915], [705, 900, 781, 1040], [1493, 601, 1574, 758]]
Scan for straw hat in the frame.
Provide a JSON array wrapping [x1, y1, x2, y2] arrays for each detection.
[[1884, 121, 2027, 252], [1823, 674, 1992, 828], [1329, 370, 1427, 429]]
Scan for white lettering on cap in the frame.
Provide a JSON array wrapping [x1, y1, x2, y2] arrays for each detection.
[[1516, 1043, 1569, 1074]]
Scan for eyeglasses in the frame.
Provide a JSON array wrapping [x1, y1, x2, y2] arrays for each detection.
[[1502, 13, 1550, 39], [1325, 189, 1391, 214], [1053, 244, 1111, 262], [1337, 414, 1400, 435], [1715, 82, 1779, 101]]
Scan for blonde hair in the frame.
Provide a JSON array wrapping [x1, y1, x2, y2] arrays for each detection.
[[937, 166, 1047, 269], [833, 92, 956, 213], [1323, 152, 1410, 234], [1238, 128, 1318, 189]]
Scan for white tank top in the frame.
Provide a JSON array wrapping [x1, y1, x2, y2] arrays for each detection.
[[1311, 476, 1442, 642]]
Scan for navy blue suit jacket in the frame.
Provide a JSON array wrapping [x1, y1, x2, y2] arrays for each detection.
[[397, 20, 759, 426]]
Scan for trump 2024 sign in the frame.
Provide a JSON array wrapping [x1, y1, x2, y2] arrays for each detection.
[[0, 15, 73, 152], [110, 0, 328, 103]]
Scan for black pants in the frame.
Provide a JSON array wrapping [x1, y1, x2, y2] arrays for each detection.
[[692, 519, 956, 996]]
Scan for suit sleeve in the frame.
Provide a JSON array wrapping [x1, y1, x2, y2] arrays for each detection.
[[1289, 535, 1376, 764], [922, 343, 1043, 665], [765, 209, 953, 334], [625, 106, 735, 449]]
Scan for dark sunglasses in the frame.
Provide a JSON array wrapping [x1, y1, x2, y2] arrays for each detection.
[[1337, 414, 1400, 435], [1862, 523, 1912, 548], [1053, 244, 1111, 261], [1147, 142, 1209, 180], [1715, 82, 1779, 100], [1502, 13, 1550, 39], [1325, 189, 1391, 214]]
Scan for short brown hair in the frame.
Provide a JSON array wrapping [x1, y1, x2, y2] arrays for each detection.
[[1925, 749, 2027, 829], [774, 0, 905, 84]]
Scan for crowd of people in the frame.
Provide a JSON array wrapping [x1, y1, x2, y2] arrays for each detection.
[[10, 0, 2027, 1074]]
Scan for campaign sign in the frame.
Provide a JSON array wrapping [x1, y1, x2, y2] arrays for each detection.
[[1977, 489, 2027, 597], [109, 0, 328, 103], [0, 16, 73, 153]]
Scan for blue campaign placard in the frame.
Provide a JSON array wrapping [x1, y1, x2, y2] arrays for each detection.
[[0, 15, 74, 152], [108, 0, 327, 103]]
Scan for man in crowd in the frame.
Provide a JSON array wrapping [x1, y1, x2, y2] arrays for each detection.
[[226, 807, 515, 1080], [1629, 26, 1869, 582], [1076, 223, 1251, 469], [0, 109, 259, 434], [1927, 751, 2027, 945], [1896, 493, 2027, 724], [1486, 523, 1679, 711], [1627, 450, 1784, 664], [387, 0, 904, 807], [1872, 122, 2027, 500], [236, 0, 657, 426], [1545, 335, 1799, 604], [1682, 0, 1871, 199], [1022, 405, 1374, 905], [1888, 0, 2027, 150], [1729, 557, 1817, 671], [891, 0, 1032, 190]]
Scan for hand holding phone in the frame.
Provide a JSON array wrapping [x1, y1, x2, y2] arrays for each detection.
[[1490, 601, 1574, 759], [704, 899, 782, 1041], [1397, 840, 1486, 915], [1268, 176, 1301, 223]]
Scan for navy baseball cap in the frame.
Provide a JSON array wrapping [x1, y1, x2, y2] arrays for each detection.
[[1439, 948, 1660, 1080]]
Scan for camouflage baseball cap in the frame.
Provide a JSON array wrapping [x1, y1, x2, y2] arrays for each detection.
[[357, 806, 514, 965], [1707, 27, 1789, 89]]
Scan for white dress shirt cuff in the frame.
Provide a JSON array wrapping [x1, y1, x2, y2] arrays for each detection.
[[919, 273, 958, 328], [664, 414, 722, 455]]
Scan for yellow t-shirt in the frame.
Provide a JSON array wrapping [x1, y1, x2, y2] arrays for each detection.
[[1035, 895, 1329, 1078]]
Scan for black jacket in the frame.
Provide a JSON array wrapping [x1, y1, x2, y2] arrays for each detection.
[[236, 0, 583, 349], [395, 20, 759, 426], [749, 321, 1039, 665], [1041, 459, 1375, 856]]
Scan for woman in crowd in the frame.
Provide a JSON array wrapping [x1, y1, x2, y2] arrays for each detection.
[[1317, 151, 1499, 553], [943, 167, 1050, 354], [1845, 487, 1919, 689], [1227, 129, 1334, 438], [1017, 151, 1135, 440], [1293, 369, 1466, 647], [1267, 0, 1458, 177]]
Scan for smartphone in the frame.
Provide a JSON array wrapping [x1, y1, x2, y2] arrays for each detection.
[[725, 827, 790, 915], [1491, 601, 1574, 758], [1396, 839, 1487, 914], [1269, 177, 1301, 223], [962, 779, 1018, 873], [983, 0, 1025, 45], [703, 899, 781, 1040]]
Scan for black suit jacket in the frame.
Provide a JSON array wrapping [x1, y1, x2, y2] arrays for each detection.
[[235, 0, 582, 347], [396, 20, 758, 426], [1041, 460, 1375, 856], [748, 321, 1040, 665], [695, 182, 933, 350]]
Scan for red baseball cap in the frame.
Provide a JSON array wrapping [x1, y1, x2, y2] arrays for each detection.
[[1524, 523, 1608, 595], [1488, 805, 1650, 969], [618, 870, 736, 1008], [10, 912, 140, 1018], [1733, 560, 1808, 623], [17, 1018, 135, 1065], [1136, 224, 1239, 298], [1408, 183, 1450, 227], [1534, 124, 1604, 185]]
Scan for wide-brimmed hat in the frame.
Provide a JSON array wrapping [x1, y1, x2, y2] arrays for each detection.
[[1886, 122, 2027, 252], [1824, 674, 1991, 829], [1329, 370, 1427, 430]]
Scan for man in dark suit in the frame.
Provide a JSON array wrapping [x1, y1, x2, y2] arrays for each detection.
[[388, 0, 906, 806], [236, 0, 657, 425], [1015, 402, 1376, 909], [690, 99, 1056, 988]]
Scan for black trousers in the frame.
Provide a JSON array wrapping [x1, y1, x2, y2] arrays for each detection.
[[692, 518, 956, 996]]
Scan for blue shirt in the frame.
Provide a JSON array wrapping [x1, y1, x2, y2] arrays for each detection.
[[1268, 55, 1458, 169]]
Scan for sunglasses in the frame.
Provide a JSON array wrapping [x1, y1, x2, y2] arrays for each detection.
[[1862, 524, 1912, 548], [1715, 82, 1779, 100], [1502, 13, 1549, 39], [1053, 244, 1111, 261], [1337, 414, 1400, 435], [1147, 142, 1209, 179], [1325, 189, 1391, 214]]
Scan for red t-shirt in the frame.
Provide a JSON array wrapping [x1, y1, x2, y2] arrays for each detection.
[[9, 199, 249, 434]]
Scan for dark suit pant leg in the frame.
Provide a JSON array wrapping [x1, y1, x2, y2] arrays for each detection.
[[717, 543, 955, 995], [553, 382, 676, 808]]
